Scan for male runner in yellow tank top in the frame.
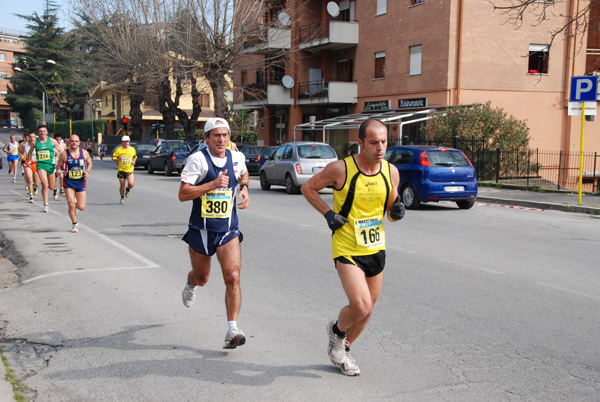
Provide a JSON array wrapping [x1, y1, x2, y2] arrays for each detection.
[[302, 118, 405, 376]]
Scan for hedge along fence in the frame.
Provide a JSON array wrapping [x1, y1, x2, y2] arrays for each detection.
[[46, 120, 107, 142]]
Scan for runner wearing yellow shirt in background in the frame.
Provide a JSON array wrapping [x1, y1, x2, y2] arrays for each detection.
[[112, 135, 137, 205]]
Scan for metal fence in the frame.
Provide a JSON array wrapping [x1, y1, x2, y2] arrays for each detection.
[[400, 136, 600, 192]]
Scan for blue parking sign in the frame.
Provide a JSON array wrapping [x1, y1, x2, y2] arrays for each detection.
[[570, 76, 598, 102]]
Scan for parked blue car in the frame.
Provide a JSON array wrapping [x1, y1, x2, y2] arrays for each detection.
[[258, 146, 278, 169], [385, 145, 478, 209]]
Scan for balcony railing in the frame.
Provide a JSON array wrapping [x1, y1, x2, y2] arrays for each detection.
[[298, 19, 359, 51], [243, 24, 291, 54], [241, 82, 293, 106], [298, 80, 357, 104]]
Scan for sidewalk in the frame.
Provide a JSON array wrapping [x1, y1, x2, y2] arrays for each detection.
[[477, 184, 600, 215]]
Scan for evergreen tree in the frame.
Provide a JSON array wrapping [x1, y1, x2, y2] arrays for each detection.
[[6, 0, 76, 130]]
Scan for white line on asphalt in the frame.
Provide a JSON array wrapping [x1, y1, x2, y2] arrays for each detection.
[[536, 282, 600, 301], [439, 258, 504, 275], [13, 196, 162, 283], [22, 265, 161, 283]]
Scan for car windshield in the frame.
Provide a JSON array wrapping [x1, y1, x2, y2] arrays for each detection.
[[242, 146, 264, 156], [137, 144, 156, 152], [298, 144, 336, 159], [428, 150, 470, 167]]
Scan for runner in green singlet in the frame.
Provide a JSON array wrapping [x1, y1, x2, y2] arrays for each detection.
[[28, 125, 63, 212]]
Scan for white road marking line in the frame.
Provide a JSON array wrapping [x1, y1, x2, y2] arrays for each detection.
[[439, 258, 504, 275], [7, 190, 162, 283], [23, 266, 161, 283], [536, 282, 600, 301]]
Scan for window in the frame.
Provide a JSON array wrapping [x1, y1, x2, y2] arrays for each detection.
[[241, 70, 247, 86], [273, 145, 285, 160], [0, 72, 7, 79], [375, 52, 386, 78], [337, 59, 354, 82], [1, 91, 7, 99], [0, 54, 5, 62], [111, 95, 115, 109], [409, 45, 422, 75], [411, 0, 424, 5], [376, 0, 387, 15], [528, 44, 549, 74], [339, 0, 354, 21], [256, 68, 264, 85], [198, 94, 210, 108], [282, 145, 293, 159]]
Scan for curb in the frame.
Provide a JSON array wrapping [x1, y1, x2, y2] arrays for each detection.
[[477, 196, 600, 216]]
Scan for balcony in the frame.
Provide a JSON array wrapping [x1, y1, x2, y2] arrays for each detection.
[[297, 80, 357, 105], [243, 25, 291, 55], [298, 19, 359, 52], [242, 83, 294, 106]]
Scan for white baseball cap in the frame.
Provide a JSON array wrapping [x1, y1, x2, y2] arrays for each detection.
[[203, 117, 230, 134], [121, 135, 131, 142]]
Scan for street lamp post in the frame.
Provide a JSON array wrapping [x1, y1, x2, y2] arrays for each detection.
[[13, 67, 50, 123], [46, 60, 94, 141]]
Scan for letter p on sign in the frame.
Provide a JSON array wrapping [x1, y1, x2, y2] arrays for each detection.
[[570, 76, 598, 102]]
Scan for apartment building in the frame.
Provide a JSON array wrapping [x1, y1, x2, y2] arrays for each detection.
[[92, 77, 228, 138], [233, 0, 600, 156], [0, 29, 26, 125]]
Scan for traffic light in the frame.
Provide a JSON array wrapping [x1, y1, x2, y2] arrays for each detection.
[[151, 123, 165, 132], [120, 117, 129, 130]]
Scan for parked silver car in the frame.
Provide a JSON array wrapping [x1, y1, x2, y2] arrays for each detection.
[[259, 142, 338, 194]]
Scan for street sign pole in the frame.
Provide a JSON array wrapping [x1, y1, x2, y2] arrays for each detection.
[[579, 101, 585, 205], [569, 76, 598, 205]]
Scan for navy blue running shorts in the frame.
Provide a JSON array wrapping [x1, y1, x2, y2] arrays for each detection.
[[182, 228, 243, 256]]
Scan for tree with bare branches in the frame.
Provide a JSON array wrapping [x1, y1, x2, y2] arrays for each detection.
[[491, 0, 599, 49], [72, 0, 268, 139]]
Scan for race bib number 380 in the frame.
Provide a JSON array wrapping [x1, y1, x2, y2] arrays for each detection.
[[201, 189, 233, 219], [354, 216, 385, 249]]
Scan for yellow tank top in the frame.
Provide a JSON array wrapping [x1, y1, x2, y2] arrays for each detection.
[[332, 156, 392, 258]]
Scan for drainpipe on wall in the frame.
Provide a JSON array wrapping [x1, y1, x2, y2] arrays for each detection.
[[456, 0, 464, 105]]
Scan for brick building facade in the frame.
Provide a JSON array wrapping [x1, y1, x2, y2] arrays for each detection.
[[234, 0, 600, 156]]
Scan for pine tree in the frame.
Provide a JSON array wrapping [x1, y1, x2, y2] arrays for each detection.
[[7, 0, 76, 130]]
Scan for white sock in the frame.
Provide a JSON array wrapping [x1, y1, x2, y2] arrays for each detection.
[[227, 321, 237, 330]]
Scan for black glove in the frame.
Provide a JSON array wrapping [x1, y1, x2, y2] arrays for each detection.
[[389, 196, 405, 221], [324, 210, 349, 232]]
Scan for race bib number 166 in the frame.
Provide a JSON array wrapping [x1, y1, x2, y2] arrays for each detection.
[[354, 216, 385, 249]]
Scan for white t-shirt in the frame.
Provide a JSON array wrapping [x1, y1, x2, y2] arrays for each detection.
[[181, 149, 247, 185]]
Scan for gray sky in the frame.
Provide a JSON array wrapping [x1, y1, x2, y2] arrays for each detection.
[[1, 0, 71, 34]]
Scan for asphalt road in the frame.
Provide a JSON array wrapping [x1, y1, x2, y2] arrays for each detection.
[[1, 130, 600, 401]]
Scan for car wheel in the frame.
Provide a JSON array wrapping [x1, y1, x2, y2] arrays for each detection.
[[285, 174, 300, 195], [165, 163, 173, 176], [260, 171, 271, 190], [401, 184, 421, 210], [147, 164, 154, 174], [456, 199, 475, 209]]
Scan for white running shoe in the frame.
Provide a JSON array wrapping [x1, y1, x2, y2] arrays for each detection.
[[327, 320, 347, 365], [223, 326, 246, 349], [120, 197, 125, 205], [182, 284, 196, 307], [71, 223, 79, 233], [338, 352, 360, 376], [125, 188, 130, 198], [42, 204, 49, 213], [29, 195, 34, 203]]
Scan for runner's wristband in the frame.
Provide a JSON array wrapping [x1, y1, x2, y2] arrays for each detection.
[[239, 182, 249, 189]]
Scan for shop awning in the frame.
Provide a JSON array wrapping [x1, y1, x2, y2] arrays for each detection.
[[293, 107, 437, 142]]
